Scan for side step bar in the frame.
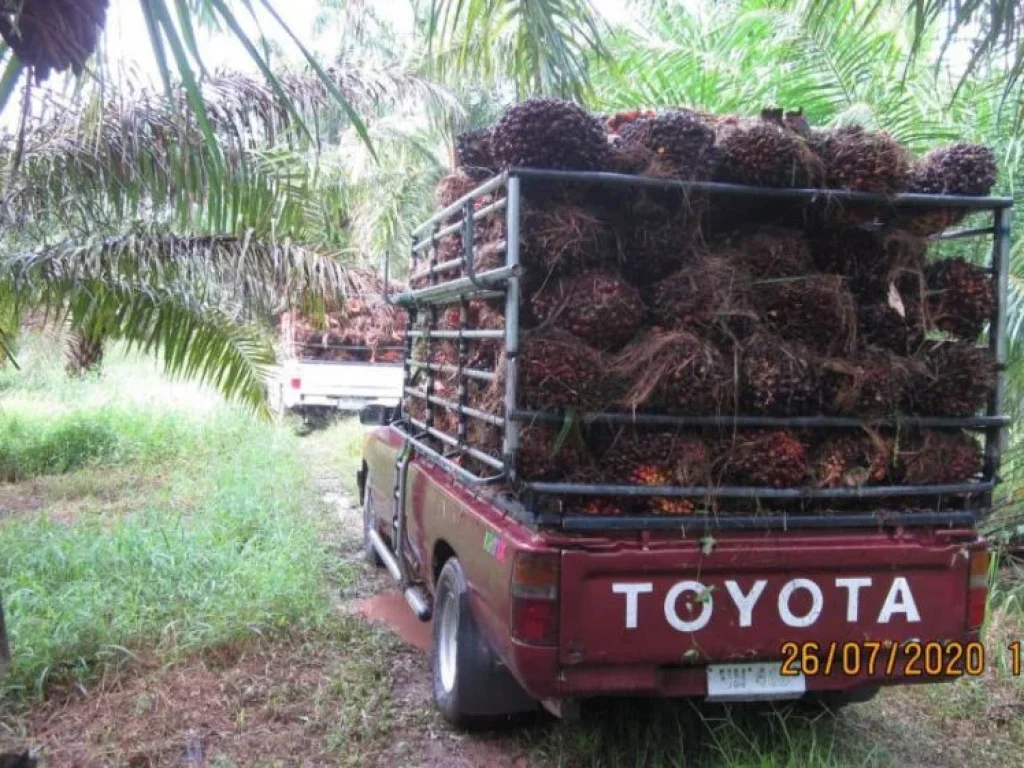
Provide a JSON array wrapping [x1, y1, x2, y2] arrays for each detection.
[[368, 529, 432, 621]]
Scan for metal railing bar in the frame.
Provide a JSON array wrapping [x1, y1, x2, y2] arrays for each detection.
[[407, 360, 498, 382], [522, 481, 992, 499], [412, 173, 508, 237], [407, 328, 505, 340], [929, 226, 997, 241], [408, 418, 505, 470], [558, 511, 981, 532], [404, 388, 506, 427], [509, 168, 1014, 209], [399, 428, 503, 486], [510, 410, 1010, 429], [395, 267, 516, 305]]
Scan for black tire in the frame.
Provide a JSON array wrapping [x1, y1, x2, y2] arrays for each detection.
[[431, 558, 538, 729], [362, 479, 384, 567], [800, 684, 880, 713]]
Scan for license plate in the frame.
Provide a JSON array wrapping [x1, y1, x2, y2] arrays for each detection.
[[706, 662, 806, 702]]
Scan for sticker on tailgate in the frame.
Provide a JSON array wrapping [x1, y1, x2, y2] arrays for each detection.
[[612, 576, 920, 631]]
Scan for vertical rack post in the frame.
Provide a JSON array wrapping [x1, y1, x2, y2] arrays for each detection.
[[457, 199, 475, 454], [425, 305, 437, 433], [984, 205, 1011, 498], [502, 175, 522, 482]]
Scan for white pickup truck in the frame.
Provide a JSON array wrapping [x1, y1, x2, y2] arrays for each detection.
[[270, 312, 404, 425]]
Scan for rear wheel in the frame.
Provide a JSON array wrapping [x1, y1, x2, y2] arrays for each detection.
[[431, 558, 538, 729]]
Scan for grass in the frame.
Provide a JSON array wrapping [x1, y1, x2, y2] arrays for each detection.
[[0, 337, 338, 703]]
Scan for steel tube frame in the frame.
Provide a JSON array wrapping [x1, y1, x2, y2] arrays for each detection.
[[388, 170, 1012, 529]]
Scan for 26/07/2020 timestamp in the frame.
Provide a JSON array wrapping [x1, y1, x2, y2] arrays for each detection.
[[779, 641, 996, 677]]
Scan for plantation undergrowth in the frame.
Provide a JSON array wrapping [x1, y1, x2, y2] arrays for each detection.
[[0, 338, 337, 703]]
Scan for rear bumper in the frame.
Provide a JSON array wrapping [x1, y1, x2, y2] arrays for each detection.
[[506, 634, 980, 701]]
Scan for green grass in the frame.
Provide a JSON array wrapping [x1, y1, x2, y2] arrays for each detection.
[[0, 337, 338, 703]]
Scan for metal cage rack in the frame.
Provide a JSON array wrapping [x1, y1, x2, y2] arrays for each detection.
[[385, 168, 1013, 532]]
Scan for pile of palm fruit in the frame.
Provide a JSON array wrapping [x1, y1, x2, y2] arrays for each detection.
[[278, 270, 406, 363], [406, 99, 1000, 515]]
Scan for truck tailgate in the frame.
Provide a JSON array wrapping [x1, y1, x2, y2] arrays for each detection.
[[558, 531, 976, 666]]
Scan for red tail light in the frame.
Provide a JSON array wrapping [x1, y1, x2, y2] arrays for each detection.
[[290, 377, 302, 390], [967, 547, 990, 631], [511, 552, 559, 646]]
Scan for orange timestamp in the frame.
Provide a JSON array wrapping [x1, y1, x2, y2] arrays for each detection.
[[780, 640, 986, 678]]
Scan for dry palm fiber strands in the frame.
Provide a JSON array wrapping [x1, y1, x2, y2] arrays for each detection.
[[716, 226, 814, 279], [814, 125, 911, 194], [925, 258, 994, 341], [811, 431, 894, 489], [456, 126, 496, 180], [739, 334, 820, 416], [612, 329, 732, 415], [713, 114, 823, 188], [530, 269, 644, 352], [821, 352, 913, 416], [752, 274, 858, 356], [520, 202, 616, 280], [618, 109, 717, 181], [897, 430, 983, 485], [0, 0, 108, 82], [491, 98, 609, 171], [906, 341, 996, 417], [504, 329, 609, 412], [899, 144, 998, 235], [718, 430, 809, 488], [647, 256, 756, 343], [600, 430, 713, 515]]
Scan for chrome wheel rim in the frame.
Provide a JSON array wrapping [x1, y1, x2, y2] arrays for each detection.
[[438, 589, 458, 693]]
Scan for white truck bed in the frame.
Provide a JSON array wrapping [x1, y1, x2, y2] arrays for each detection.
[[271, 358, 404, 416]]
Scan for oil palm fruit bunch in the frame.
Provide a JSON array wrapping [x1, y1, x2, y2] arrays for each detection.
[[530, 269, 644, 352], [739, 334, 819, 416], [907, 341, 996, 417], [720, 227, 814, 279], [754, 274, 857, 355], [521, 203, 616, 279], [857, 301, 926, 355], [515, 329, 607, 412], [720, 430, 809, 488], [925, 258, 994, 341], [713, 115, 823, 188], [0, 0, 108, 82], [814, 125, 911, 194], [515, 425, 588, 482], [491, 98, 609, 171], [648, 256, 756, 342], [455, 127, 496, 180], [618, 109, 717, 181], [811, 432, 894, 488], [909, 143, 997, 196], [899, 144, 996, 233], [822, 353, 912, 416], [612, 330, 730, 415], [616, 204, 695, 285], [898, 430, 982, 485], [600, 431, 712, 515]]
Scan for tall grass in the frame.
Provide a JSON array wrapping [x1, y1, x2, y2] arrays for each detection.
[[0, 337, 335, 703]]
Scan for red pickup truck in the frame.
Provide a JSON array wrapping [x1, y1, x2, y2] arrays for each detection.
[[358, 168, 1009, 727]]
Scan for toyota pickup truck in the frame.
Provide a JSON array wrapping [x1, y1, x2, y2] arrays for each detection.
[[357, 169, 1009, 726]]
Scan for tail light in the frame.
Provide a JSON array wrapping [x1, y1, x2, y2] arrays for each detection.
[[511, 552, 559, 646], [966, 547, 990, 631], [290, 377, 302, 390]]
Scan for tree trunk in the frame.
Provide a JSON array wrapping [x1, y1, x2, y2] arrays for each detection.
[[65, 330, 104, 376]]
